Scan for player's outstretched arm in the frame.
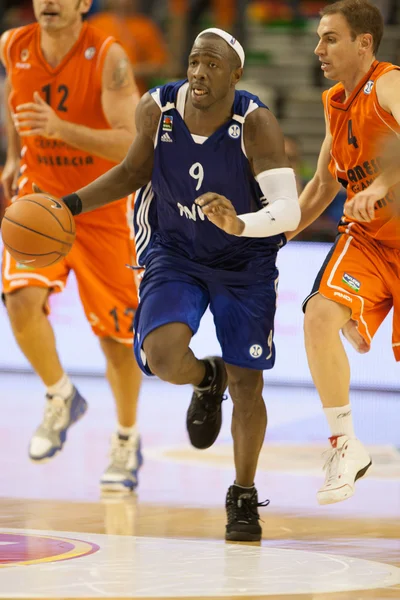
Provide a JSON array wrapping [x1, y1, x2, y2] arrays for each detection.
[[286, 116, 340, 240], [345, 70, 400, 221], [14, 43, 138, 163], [63, 93, 160, 215]]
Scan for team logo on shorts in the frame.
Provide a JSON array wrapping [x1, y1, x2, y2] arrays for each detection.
[[364, 80, 374, 94], [85, 46, 96, 60], [249, 344, 263, 358], [342, 273, 361, 292], [162, 115, 173, 131]]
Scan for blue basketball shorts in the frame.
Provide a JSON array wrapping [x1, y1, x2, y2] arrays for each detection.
[[133, 258, 279, 374]]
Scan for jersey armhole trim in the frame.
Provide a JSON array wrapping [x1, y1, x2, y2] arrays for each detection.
[[240, 99, 260, 158]]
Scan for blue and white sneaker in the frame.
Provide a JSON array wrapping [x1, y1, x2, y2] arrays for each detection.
[[29, 387, 88, 462], [100, 433, 143, 492]]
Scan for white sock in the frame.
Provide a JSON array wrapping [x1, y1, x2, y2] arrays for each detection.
[[118, 424, 138, 439], [46, 373, 74, 400], [234, 481, 255, 490], [324, 404, 355, 438]]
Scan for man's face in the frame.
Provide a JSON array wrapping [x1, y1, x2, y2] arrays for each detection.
[[315, 13, 364, 82], [187, 37, 241, 110], [33, 0, 92, 31]]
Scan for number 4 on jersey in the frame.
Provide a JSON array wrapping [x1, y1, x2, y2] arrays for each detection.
[[347, 119, 358, 149]]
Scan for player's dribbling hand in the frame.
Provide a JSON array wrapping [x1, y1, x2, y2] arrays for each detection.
[[14, 92, 62, 139], [195, 193, 245, 235], [344, 184, 387, 222]]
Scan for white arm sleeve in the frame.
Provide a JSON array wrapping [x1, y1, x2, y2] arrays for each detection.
[[237, 167, 300, 238]]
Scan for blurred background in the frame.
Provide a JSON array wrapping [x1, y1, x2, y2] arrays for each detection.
[[1, 0, 400, 242]]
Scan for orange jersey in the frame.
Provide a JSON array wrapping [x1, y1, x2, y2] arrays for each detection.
[[3, 22, 121, 202], [324, 60, 400, 249]]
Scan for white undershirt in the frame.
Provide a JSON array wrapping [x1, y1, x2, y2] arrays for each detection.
[[177, 82, 208, 145]]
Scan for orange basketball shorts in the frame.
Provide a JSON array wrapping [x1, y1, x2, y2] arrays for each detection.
[[2, 198, 139, 345], [303, 231, 400, 361]]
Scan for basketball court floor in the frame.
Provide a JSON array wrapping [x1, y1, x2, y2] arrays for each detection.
[[0, 371, 399, 599]]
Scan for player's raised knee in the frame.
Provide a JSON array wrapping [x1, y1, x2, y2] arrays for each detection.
[[142, 341, 184, 383], [304, 293, 350, 336], [5, 288, 48, 330]]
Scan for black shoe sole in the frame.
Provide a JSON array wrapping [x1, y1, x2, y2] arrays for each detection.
[[355, 460, 372, 481], [225, 531, 261, 542]]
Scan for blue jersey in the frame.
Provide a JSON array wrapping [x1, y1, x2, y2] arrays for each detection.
[[134, 80, 285, 272]]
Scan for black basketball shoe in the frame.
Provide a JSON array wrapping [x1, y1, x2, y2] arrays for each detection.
[[186, 356, 227, 449], [225, 484, 270, 542]]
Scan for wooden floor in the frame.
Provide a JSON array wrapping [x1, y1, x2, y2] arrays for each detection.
[[0, 374, 399, 599]]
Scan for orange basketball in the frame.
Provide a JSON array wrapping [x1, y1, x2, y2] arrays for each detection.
[[1, 193, 76, 268]]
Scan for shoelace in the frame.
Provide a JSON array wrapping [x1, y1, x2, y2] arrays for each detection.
[[231, 494, 270, 523], [195, 392, 227, 414], [322, 447, 341, 483], [42, 397, 66, 430]]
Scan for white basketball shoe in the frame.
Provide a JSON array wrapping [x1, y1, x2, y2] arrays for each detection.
[[317, 435, 372, 505], [100, 433, 143, 493]]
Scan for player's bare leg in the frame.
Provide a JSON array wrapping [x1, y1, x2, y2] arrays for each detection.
[[5, 288, 64, 385], [143, 323, 228, 449], [225, 364, 267, 542], [5, 287, 87, 462], [304, 293, 372, 505], [99, 337, 143, 493], [143, 323, 207, 386], [100, 337, 141, 428]]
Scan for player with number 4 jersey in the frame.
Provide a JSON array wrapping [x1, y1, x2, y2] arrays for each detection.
[[287, 0, 400, 507]]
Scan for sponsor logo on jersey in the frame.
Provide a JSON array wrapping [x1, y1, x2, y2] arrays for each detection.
[[228, 124, 241, 139], [364, 80, 374, 94], [162, 115, 173, 131], [161, 132, 173, 143], [85, 46, 96, 60], [177, 202, 205, 221], [342, 273, 361, 292]]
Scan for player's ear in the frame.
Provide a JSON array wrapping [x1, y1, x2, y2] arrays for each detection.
[[79, 0, 92, 17], [359, 33, 373, 54], [231, 67, 243, 87]]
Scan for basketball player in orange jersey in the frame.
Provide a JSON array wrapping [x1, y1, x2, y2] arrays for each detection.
[[0, 0, 144, 492], [287, 0, 400, 505]]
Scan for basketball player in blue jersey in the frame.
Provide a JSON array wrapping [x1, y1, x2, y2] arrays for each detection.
[[56, 28, 300, 541]]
